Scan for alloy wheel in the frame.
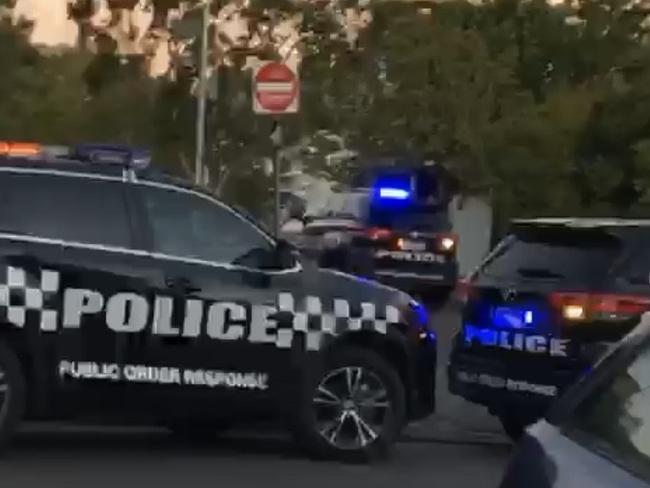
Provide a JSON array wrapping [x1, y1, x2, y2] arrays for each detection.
[[312, 366, 391, 451]]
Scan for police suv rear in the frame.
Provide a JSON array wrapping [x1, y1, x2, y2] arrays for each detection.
[[0, 142, 437, 461], [298, 167, 459, 298], [448, 218, 650, 438]]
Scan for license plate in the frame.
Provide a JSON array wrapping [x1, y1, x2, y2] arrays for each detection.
[[400, 239, 426, 251], [375, 250, 445, 263], [492, 307, 534, 329]]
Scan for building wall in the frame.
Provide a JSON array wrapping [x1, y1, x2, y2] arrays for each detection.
[[450, 196, 493, 277]]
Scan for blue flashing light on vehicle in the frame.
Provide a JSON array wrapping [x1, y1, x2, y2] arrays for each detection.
[[410, 300, 429, 327], [371, 173, 413, 204], [524, 310, 534, 326], [0, 141, 151, 170], [491, 306, 538, 330], [378, 187, 411, 200], [72, 143, 151, 169]]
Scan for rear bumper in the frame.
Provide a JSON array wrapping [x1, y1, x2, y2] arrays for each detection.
[[374, 264, 458, 294], [447, 334, 585, 414]]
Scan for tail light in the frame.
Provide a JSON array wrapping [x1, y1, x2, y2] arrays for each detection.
[[436, 233, 457, 253], [0, 141, 41, 157], [367, 227, 392, 240], [549, 292, 650, 323]]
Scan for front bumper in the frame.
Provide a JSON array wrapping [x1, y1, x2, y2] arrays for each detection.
[[447, 334, 585, 413]]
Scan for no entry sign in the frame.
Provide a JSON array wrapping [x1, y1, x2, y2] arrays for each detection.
[[253, 62, 299, 114]]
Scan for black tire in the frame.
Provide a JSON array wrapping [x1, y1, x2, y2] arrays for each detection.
[[350, 249, 375, 279], [292, 346, 406, 463], [0, 341, 26, 452], [497, 413, 528, 441]]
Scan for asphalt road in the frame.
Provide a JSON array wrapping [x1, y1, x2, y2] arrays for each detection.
[[0, 304, 513, 488], [416, 303, 505, 441]]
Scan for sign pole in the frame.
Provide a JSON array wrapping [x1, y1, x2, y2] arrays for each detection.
[[270, 120, 283, 237], [252, 61, 299, 237], [194, 0, 210, 186]]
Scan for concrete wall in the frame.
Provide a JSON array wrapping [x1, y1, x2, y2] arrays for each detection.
[[450, 196, 493, 277]]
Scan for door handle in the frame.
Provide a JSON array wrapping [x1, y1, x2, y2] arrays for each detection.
[[165, 277, 201, 293]]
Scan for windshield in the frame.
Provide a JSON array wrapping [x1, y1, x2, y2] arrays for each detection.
[[314, 192, 369, 220], [367, 207, 452, 232], [482, 227, 623, 281], [563, 332, 650, 481]]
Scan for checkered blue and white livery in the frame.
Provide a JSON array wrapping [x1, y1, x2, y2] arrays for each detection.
[[0, 266, 60, 331], [276, 293, 400, 351]]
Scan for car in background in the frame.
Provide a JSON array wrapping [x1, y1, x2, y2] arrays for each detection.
[[500, 312, 650, 487], [294, 168, 459, 300], [448, 218, 650, 439]]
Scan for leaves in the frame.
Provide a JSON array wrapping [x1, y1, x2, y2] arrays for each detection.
[[2, 0, 650, 223]]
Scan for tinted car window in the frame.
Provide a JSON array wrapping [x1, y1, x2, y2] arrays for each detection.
[[141, 185, 273, 266], [0, 172, 131, 247], [482, 227, 622, 280], [316, 193, 369, 220], [565, 340, 650, 481], [367, 207, 451, 232]]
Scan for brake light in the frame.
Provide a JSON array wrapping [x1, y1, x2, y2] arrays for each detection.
[[436, 233, 457, 253], [549, 292, 650, 323], [455, 277, 474, 304], [367, 227, 392, 240], [0, 141, 42, 157]]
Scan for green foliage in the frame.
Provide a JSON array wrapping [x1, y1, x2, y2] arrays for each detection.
[[1, 0, 650, 222]]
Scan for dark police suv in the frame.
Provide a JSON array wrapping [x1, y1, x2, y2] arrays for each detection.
[[448, 218, 650, 439], [0, 141, 437, 462], [298, 165, 459, 298]]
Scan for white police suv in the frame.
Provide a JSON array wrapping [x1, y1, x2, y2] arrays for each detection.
[[0, 142, 437, 462]]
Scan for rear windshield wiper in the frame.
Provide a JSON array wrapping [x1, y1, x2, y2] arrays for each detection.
[[516, 267, 565, 279]]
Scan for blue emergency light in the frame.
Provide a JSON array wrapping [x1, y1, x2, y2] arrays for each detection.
[[379, 187, 410, 200], [72, 143, 151, 169], [372, 174, 413, 203]]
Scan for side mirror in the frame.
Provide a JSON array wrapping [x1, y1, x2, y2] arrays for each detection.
[[275, 239, 299, 269], [302, 214, 315, 225]]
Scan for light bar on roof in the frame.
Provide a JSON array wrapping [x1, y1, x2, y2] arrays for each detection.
[[378, 187, 410, 200], [72, 143, 151, 169]]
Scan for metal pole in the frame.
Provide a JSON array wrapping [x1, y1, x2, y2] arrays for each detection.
[[194, 0, 210, 185], [273, 145, 281, 237], [270, 121, 283, 237]]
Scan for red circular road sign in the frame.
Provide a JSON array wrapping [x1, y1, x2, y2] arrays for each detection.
[[254, 62, 299, 113]]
